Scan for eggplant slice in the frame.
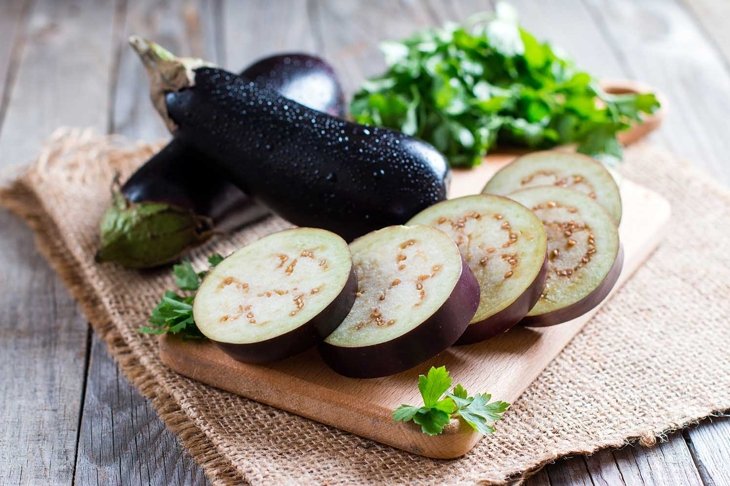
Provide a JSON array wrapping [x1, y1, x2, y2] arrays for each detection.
[[193, 228, 356, 363], [483, 151, 622, 223], [509, 187, 623, 327], [319, 225, 480, 378], [408, 195, 548, 343]]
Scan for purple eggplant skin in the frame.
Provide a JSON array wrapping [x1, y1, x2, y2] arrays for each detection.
[[97, 54, 346, 269], [456, 253, 548, 345], [241, 54, 345, 118], [215, 268, 357, 364], [162, 67, 450, 241], [521, 245, 624, 328], [318, 258, 480, 378]]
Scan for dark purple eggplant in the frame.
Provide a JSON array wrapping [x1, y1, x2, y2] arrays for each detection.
[[129, 37, 450, 242], [97, 53, 346, 268]]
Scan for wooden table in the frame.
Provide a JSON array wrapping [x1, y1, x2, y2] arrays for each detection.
[[0, 0, 728, 484]]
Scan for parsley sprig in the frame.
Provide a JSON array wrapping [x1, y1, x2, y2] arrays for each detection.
[[393, 366, 509, 436], [140, 253, 224, 338], [351, 3, 660, 167]]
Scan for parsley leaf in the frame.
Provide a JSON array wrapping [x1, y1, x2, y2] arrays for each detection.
[[418, 365, 452, 407], [413, 409, 452, 436], [173, 260, 201, 291], [140, 254, 225, 339], [447, 391, 510, 435], [393, 366, 509, 436], [208, 253, 224, 267], [351, 4, 660, 167]]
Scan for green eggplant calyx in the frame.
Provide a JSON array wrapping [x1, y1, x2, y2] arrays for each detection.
[[96, 192, 214, 269], [128, 35, 215, 132]]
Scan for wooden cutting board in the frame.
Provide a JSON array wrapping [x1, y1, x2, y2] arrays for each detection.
[[159, 148, 671, 459]]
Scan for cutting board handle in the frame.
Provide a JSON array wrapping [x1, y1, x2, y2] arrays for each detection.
[[600, 79, 666, 146]]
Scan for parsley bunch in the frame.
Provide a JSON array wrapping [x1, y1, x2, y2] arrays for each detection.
[[393, 366, 509, 436], [140, 254, 224, 338], [350, 3, 660, 167]]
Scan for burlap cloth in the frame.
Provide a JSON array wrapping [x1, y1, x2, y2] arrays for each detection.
[[1, 129, 729, 484]]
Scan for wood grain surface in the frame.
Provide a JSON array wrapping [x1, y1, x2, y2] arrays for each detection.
[[0, 0, 728, 484]]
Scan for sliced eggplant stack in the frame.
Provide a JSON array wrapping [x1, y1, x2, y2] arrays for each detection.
[[408, 195, 548, 344], [193, 228, 356, 363], [508, 187, 623, 327], [483, 151, 622, 223], [319, 225, 480, 378]]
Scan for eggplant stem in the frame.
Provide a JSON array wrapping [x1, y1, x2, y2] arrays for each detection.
[[128, 35, 214, 132]]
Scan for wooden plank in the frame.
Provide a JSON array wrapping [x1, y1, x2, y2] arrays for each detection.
[[73, 0, 217, 484], [685, 417, 730, 486], [309, 0, 434, 96], [583, 449, 626, 485], [159, 162, 671, 459], [111, 0, 221, 142], [611, 434, 704, 486], [0, 0, 117, 484], [547, 456, 593, 486], [0, 0, 30, 125], [0, 217, 89, 485], [74, 335, 208, 486], [524, 466, 552, 486], [583, 0, 730, 185], [0, 0, 116, 168], [681, 0, 730, 69], [222, 0, 317, 73]]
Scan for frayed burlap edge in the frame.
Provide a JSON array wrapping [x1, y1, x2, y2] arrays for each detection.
[[0, 179, 246, 486]]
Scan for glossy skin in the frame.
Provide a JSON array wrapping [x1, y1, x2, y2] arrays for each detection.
[[165, 67, 451, 241], [122, 54, 346, 224], [318, 257, 479, 378]]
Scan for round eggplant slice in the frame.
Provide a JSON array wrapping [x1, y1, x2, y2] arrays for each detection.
[[408, 195, 548, 344], [319, 225, 480, 378], [482, 151, 622, 223], [508, 187, 623, 327], [193, 228, 356, 363]]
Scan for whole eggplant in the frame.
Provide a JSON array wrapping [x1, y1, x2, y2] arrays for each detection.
[[97, 53, 345, 268], [130, 38, 450, 241]]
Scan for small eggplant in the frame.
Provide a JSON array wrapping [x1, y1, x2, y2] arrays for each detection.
[[97, 53, 345, 268], [129, 38, 450, 242]]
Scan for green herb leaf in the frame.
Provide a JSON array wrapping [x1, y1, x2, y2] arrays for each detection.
[[208, 253, 224, 267], [140, 290, 201, 338], [418, 365, 452, 407], [453, 393, 510, 435], [350, 6, 660, 167], [393, 366, 509, 436], [413, 408, 452, 436], [140, 253, 226, 339], [393, 404, 421, 422], [173, 260, 201, 291]]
